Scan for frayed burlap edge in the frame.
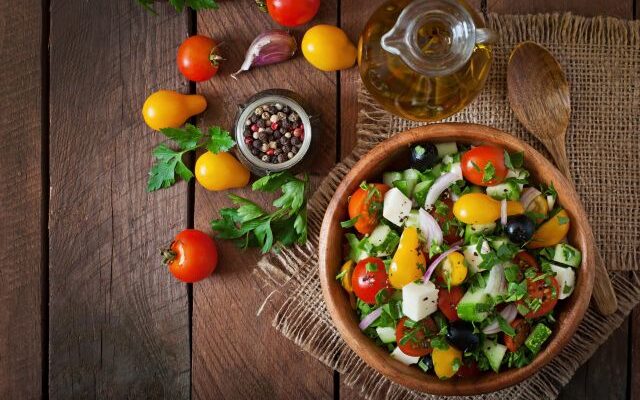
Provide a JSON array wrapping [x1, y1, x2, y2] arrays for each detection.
[[254, 13, 640, 400]]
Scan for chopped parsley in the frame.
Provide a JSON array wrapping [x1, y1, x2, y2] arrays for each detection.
[[340, 215, 360, 228], [366, 262, 378, 272], [504, 150, 524, 169], [557, 216, 570, 225], [482, 162, 496, 182]]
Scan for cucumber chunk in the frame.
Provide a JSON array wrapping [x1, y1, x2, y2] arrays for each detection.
[[486, 181, 521, 201], [383, 172, 403, 188], [435, 142, 458, 158], [392, 180, 412, 198], [489, 236, 510, 251], [368, 225, 401, 257], [413, 181, 433, 207], [482, 340, 507, 372], [464, 222, 497, 242], [463, 240, 491, 274], [456, 287, 492, 322], [552, 243, 582, 268], [404, 209, 420, 229], [551, 264, 575, 299], [525, 323, 552, 355], [376, 326, 397, 344]]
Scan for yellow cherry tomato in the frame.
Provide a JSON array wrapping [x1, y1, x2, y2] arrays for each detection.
[[452, 193, 524, 224], [527, 209, 570, 249], [388, 227, 427, 289], [526, 194, 549, 224], [142, 90, 207, 131], [339, 260, 354, 292], [432, 345, 463, 379], [438, 251, 467, 286], [195, 151, 250, 191], [301, 25, 357, 72]]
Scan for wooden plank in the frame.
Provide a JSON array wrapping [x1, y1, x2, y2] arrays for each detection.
[[48, 2, 190, 398], [0, 1, 43, 398], [631, 305, 640, 400], [487, 0, 633, 18], [192, 1, 337, 398]]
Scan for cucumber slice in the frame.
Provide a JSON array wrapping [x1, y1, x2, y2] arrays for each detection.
[[392, 180, 411, 198], [413, 181, 433, 207], [464, 222, 497, 242], [525, 323, 552, 355], [456, 287, 492, 322], [404, 209, 420, 229], [369, 225, 401, 257], [403, 168, 421, 182], [552, 243, 582, 268], [551, 264, 575, 299], [489, 236, 510, 251], [482, 340, 507, 373], [376, 326, 397, 344], [463, 240, 491, 274], [435, 142, 458, 158], [383, 172, 403, 188], [486, 181, 521, 201]]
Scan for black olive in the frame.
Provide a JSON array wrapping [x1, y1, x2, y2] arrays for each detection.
[[419, 354, 434, 372], [410, 143, 439, 171], [445, 320, 479, 352], [505, 215, 536, 244]]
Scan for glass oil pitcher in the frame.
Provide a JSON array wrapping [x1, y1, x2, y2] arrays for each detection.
[[358, 0, 496, 122]]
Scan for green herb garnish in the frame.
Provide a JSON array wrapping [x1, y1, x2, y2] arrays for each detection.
[[504, 151, 524, 169], [137, 0, 219, 14], [482, 161, 496, 182]]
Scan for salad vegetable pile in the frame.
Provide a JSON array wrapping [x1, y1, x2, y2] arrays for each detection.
[[337, 142, 581, 379]]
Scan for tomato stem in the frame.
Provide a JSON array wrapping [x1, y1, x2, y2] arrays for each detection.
[[161, 248, 176, 264]]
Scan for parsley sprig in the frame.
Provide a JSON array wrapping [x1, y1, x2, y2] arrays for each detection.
[[137, 0, 219, 14], [210, 172, 309, 253], [147, 124, 235, 192]]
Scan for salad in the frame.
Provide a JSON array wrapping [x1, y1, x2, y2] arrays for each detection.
[[336, 142, 581, 379]]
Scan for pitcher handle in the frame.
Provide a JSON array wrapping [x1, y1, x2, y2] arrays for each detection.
[[476, 28, 498, 45]]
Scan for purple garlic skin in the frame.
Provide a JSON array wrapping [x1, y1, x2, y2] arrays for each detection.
[[232, 30, 297, 78]]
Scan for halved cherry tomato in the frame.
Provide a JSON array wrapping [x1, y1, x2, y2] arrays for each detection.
[[503, 318, 531, 352], [429, 197, 462, 244], [517, 275, 560, 319], [348, 183, 390, 235], [266, 0, 320, 27], [351, 257, 391, 305], [438, 286, 465, 322], [511, 251, 540, 281], [527, 209, 570, 249], [461, 146, 508, 186], [525, 194, 549, 224], [395, 316, 439, 357], [456, 359, 481, 378]]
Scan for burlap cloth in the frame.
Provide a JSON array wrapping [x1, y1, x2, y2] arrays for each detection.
[[255, 13, 640, 400]]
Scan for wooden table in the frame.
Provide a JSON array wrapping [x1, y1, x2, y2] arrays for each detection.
[[1, 0, 638, 398]]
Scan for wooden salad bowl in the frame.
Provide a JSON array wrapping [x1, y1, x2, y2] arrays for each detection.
[[318, 123, 595, 395]]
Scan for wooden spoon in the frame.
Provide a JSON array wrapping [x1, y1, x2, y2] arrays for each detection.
[[507, 41, 617, 315]]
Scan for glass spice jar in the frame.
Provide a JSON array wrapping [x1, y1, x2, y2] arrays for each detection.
[[234, 89, 319, 176]]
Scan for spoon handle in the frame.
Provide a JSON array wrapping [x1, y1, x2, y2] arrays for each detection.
[[548, 142, 618, 315]]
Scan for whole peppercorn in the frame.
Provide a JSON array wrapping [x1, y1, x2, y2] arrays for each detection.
[[254, 107, 262, 115], [291, 137, 300, 146], [284, 132, 292, 139], [258, 127, 265, 133], [277, 112, 287, 120], [244, 137, 253, 145], [275, 103, 283, 110], [277, 154, 286, 163], [266, 149, 275, 156], [274, 148, 282, 155], [273, 131, 282, 139], [252, 132, 259, 139], [252, 139, 262, 148], [269, 114, 278, 123], [245, 119, 252, 126], [293, 128, 302, 137], [257, 119, 266, 128], [264, 127, 273, 134], [243, 130, 252, 138], [251, 124, 259, 132], [251, 148, 260, 156], [250, 115, 259, 123], [261, 155, 269, 162], [282, 105, 290, 113], [291, 146, 298, 154], [281, 120, 290, 129], [280, 137, 289, 145], [260, 143, 269, 152], [288, 113, 299, 122], [261, 112, 270, 120], [269, 141, 277, 149], [268, 106, 277, 114], [282, 144, 291, 153], [261, 104, 270, 111], [258, 132, 268, 142], [287, 152, 294, 159]]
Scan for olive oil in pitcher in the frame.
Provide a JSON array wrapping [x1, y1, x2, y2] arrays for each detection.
[[358, 0, 495, 122]]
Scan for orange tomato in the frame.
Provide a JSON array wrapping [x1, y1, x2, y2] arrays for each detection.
[[347, 183, 390, 234]]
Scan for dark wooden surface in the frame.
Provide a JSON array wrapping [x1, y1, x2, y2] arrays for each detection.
[[0, 0, 638, 399]]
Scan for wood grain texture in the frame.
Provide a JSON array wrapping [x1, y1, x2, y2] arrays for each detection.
[[0, 1, 43, 398], [48, 1, 190, 398], [631, 305, 640, 400], [192, 1, 337, 398]]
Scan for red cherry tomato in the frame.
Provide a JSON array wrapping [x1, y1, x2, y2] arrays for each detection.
[[456, 359, 481, 378], [461, 146, 508, 186], [429, 197, 462, 244], [503, 318, 531, 352], [511, 251, 540, 281], [266, 0, 321, 27], [177, 35, 222, 82], [351, 257, 391, 305], [348, 183, 390, 235], [517, 275, 560, 319], [165, 229, 218, 283], [395, 316, 439, 357], [438, 286, 465, 322]]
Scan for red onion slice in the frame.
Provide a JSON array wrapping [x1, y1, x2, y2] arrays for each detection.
[[423, 245, 461, 282], [424, 172, 462, 210], [359, 308, 383, 330], [418, 208, 443, 247], [520, 187, 542, 210], [482, 304, 518, 334], [500, 199, 508, 226]]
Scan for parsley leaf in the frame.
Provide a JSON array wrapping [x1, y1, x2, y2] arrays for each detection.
[[210, 172, 309, 253], [482, 161, 496, 182], [139, 0, 219, 13], [504, 151, 524, 169], [557, 216, 570, 225], [366, 262, 378, 272], [147, 124, 235, 192]]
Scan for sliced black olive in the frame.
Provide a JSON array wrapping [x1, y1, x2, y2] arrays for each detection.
[[505, 215, 536, 244], [445, 320, 479, 352], [418, 354, 433, 372], [410, 143, 438, 171]]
